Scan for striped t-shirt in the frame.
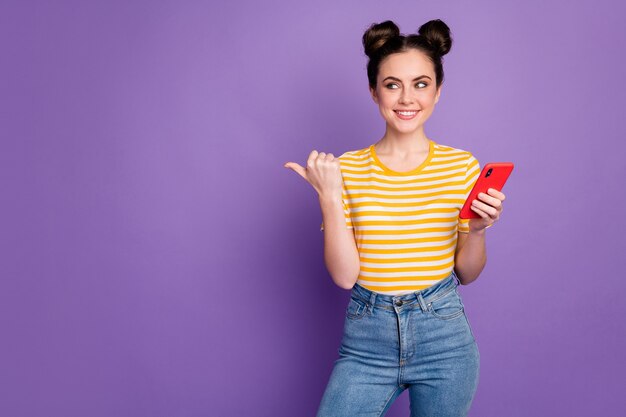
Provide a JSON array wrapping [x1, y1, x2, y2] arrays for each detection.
[[320, 139, 480, 295]]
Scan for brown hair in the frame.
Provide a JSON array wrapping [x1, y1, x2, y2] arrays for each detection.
[[362, 19, 452, 90]]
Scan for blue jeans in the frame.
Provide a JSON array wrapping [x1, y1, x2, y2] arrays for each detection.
[[316, 270, 480, 417]]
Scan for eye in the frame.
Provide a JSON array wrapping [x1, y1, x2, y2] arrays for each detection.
[[385, 82, 428, 89]]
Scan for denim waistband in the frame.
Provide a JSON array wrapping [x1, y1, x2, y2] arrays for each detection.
[[350, 270, 461, 312]]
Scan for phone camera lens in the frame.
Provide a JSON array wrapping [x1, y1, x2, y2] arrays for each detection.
[[486, 168, 493, 178]]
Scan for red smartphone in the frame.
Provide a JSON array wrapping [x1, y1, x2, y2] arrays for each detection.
[[459, 162, 514, 219]]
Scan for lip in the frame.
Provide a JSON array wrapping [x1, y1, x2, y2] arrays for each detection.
[[394, 110, 420, 120]]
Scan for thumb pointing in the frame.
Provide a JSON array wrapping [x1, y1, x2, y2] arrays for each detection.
[[284, 162, 307, 181]]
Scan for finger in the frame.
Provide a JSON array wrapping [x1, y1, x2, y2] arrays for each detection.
[[477, 192, 502, 208], [472, 203, 500, 222], [472, 199, 498, 217], [470, 204, 490, 220], [307, 150, 319, 167], [487, 188, 506, 201], [484, 190, 504, 213], [283, 162, 308, 180], [318, 151, 327, 159], [327, 153, 335, 161]]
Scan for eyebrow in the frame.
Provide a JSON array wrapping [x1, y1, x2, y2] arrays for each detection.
[[382, 75, 432, 82]]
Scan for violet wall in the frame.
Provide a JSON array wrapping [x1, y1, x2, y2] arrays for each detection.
[[1, 0, 625, 416]]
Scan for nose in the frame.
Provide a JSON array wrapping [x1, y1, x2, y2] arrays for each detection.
[[399, 90, 414, 105]]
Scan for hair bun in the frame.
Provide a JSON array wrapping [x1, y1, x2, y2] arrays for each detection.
[[362, 20, 401, 58], [417, 19, 452, 57]]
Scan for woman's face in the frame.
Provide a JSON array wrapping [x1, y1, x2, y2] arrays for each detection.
[[369, 49, 441, 135]]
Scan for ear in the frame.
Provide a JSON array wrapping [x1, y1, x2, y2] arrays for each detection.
[[434, 84, 442, 104], [369, 85, 379, 104]]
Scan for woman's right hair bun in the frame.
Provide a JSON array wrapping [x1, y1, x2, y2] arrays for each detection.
[[362, 20, 401, 58], [417, 19, 452, 57]]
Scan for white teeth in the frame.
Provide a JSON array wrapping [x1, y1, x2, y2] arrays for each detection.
[[397, 111, 417, 116]]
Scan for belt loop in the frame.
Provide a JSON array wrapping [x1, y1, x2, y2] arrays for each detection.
[[368, 291, 377, 314], [417, 292, 428, 312], [452, 269, 461, 286]]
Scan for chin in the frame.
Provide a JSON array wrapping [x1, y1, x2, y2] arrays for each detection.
[[393, 123, 421, 133]]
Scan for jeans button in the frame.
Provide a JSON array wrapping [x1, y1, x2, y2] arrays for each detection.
[[395, 300, 403, 306]]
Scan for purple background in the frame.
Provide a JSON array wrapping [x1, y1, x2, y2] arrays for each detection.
[[2, 0, 625, 416]]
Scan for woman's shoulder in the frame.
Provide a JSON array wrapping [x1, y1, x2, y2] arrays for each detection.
[[433, 140, 472, 155], [432, 140, 477, 162], [340, 144, 371, 155], [337, 145, 372, 161], [335, 146, 372, 174]]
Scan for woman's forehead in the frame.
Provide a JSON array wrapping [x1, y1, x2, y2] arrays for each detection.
[[379, 50, 435, 79]]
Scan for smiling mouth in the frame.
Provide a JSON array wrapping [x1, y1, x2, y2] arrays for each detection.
[[394, 110, 420, 120]]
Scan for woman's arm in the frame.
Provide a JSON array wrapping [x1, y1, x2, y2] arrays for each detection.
[[454, 230, 487, 285], [319, 194, 360, 290], [454, 188, 506, 285], [284, 150, 360, 290]]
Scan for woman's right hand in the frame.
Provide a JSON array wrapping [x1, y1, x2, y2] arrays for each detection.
[[284, 150, 343, 199]]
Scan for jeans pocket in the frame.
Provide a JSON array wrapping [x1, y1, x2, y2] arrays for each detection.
[[346, 296, 368, 320], [427, 288, 464, 320]]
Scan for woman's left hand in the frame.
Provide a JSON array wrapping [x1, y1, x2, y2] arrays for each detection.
[[469, 188, 506, 232]]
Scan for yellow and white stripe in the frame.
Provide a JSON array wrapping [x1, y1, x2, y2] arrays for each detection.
[[321, 139, 480, 295]]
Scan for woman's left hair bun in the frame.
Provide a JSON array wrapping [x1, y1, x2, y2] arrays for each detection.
[[362, 20, 401, 58]]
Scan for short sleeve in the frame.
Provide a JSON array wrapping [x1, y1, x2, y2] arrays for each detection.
[[457, 154, 480, 233], [320, 174, 354, 231]]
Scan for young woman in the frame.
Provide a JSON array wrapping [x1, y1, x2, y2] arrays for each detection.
[[284, 19, 505, 417]]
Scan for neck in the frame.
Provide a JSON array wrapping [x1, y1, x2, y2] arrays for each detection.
[[376, 126, 430, 154]]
